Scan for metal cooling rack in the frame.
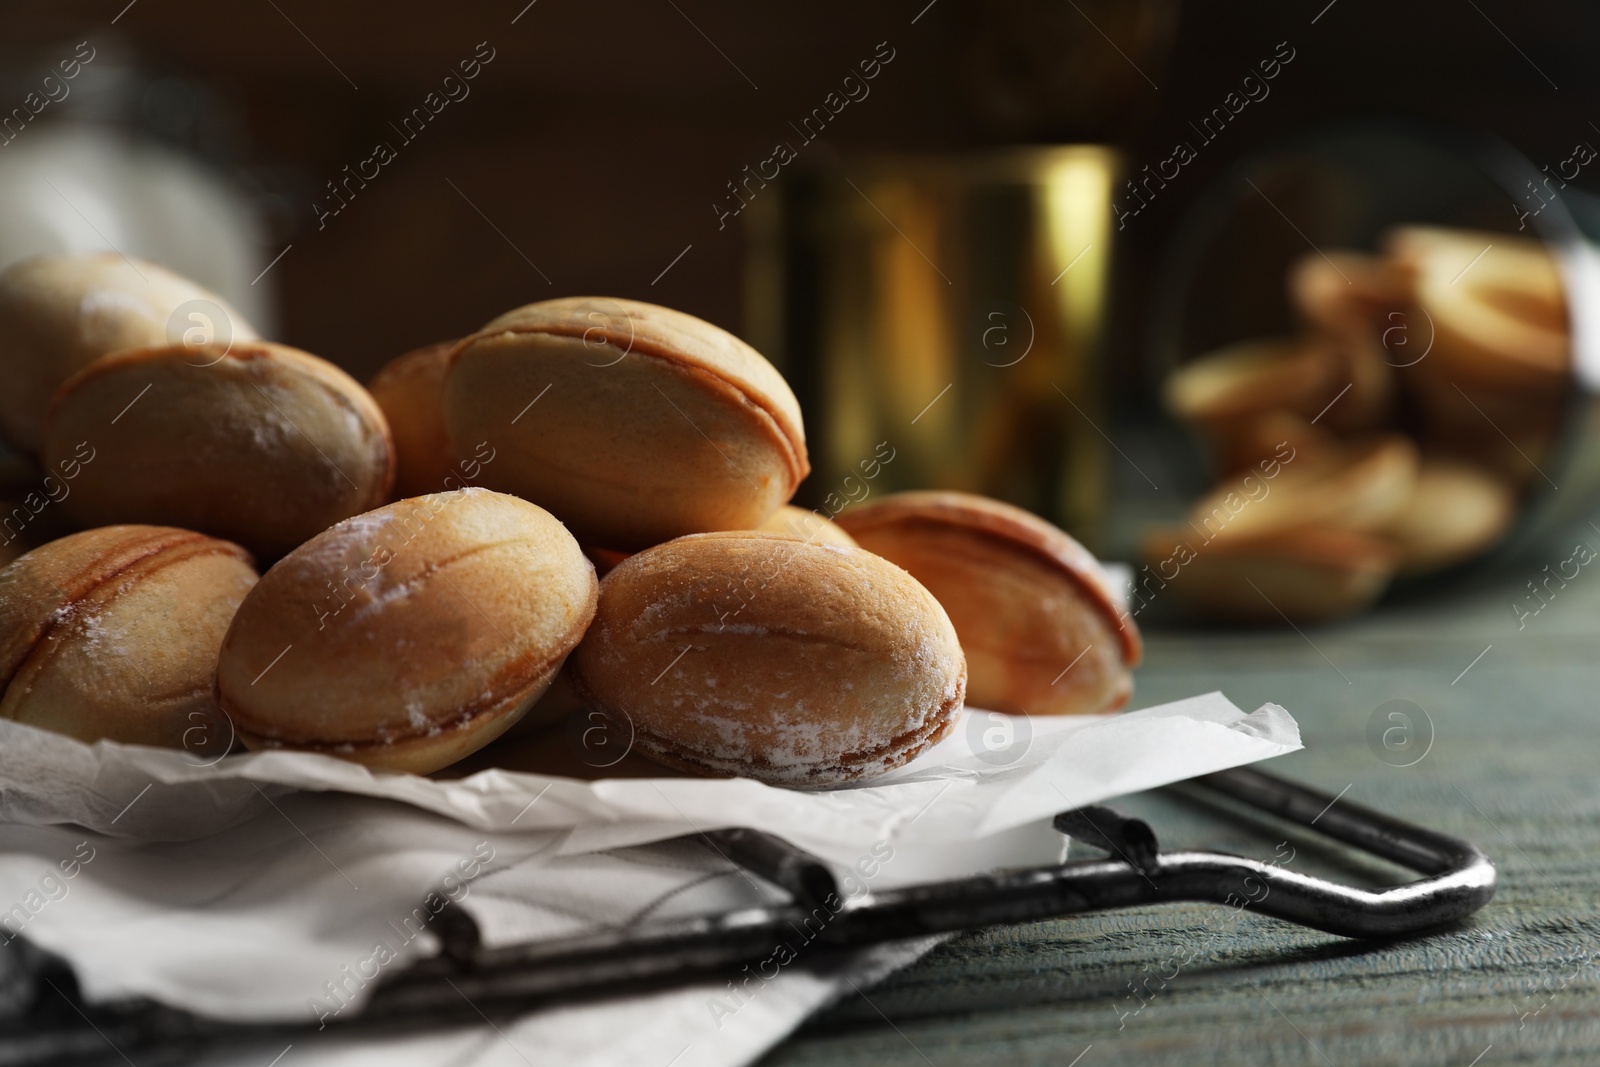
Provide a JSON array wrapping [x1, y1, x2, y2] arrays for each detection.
[[0, 766, 1496, 1065]]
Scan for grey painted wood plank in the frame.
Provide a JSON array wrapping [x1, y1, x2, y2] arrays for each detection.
[[760, 542, 1600, 1065]]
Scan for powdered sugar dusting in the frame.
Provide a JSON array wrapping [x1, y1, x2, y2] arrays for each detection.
[[405, 701, 429, 731]]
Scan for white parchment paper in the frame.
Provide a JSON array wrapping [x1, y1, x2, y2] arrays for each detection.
[[0, 692, 1299, 1066]]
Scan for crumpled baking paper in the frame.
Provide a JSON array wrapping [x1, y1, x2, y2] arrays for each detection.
[[0, 691, 1299, 1067]]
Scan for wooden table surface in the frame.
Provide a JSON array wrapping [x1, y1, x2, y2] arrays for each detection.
[[761, 547, 1600, 1066]]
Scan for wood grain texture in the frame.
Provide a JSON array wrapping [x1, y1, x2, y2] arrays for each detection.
[[761, 550, 1600, 1065]]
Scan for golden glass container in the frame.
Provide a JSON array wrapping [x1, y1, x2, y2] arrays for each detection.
[[745, 147, 1121, 550]]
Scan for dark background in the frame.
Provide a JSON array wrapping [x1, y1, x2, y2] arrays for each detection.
[[3, 0, 1595, 383]]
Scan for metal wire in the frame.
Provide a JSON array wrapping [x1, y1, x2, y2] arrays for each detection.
[[0, 766, 1496, 1064]]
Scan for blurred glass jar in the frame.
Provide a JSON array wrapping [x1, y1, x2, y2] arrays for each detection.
[[744, 147, 1120, 550], [0, 38, 275, 332], [1143, 119, 1600, 618]]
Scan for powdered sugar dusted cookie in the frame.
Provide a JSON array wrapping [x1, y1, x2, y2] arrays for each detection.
[[569, 531, 966, 787]]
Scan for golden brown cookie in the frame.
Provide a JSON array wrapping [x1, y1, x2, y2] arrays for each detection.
[[43, 341, 395, 559], [1384, 459, 1516, 574], [1141, 524, 1398, 623], [1386, 225, 1569, 391], [569, 531, 965, 786], [368, 340, 461, 499], [1166, 337, 1342, 428], [0, 525, 256, 755], [1187, 435, 1419, 542], [757, 504, 858, 547], [836, 491, 1139, 716], [444, 297, 808, 550], [0, 253, 258, 453], [216, 489, 597, 774]]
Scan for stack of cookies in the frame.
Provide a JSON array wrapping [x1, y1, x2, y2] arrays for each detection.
[[1148, 225, 1557, 621], [0, 257, 1140, 786]]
